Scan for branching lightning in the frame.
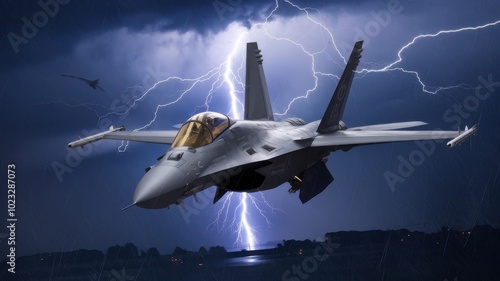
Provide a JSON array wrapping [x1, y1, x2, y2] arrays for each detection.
[[236, 193, 256, 250], [51, 0, 499, 250], [357, 19, 500, 95], [207, 192, 283, 250], [360, 19, 500, 73]]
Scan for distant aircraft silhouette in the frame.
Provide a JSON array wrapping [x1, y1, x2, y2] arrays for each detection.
[[61, 74, 105, 92]]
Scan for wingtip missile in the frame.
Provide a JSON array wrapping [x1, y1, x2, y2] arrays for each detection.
[[68, 125, 125, 148], [447, 124, 478, 148]]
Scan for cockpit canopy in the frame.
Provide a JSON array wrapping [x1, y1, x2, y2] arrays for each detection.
[[171, 112, 230, 148]]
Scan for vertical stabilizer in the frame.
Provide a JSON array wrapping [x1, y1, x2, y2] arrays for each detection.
[[317, 41, 363, 133], [244, 42, 274, 121]]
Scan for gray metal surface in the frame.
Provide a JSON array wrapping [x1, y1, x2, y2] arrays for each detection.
[[68, 41, 475, 209]]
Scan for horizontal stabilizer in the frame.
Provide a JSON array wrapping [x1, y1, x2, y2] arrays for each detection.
[[299, 161, 334, 204], [317, 41, 363, 133]]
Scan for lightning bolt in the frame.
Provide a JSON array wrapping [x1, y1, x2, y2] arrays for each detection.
[[258, 0, 344, 116], [236, 193, 256, 250], [49, 0, 499, 251], [207, 192, 283, 250], [357, 19, 500, 94]]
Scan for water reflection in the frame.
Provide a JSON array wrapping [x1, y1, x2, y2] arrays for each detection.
[[223, 255, 272, 267]]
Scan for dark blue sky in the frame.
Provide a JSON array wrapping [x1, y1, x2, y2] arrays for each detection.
[[1, 0, 499, 256]]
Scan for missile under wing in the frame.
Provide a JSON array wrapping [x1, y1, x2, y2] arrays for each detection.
[[67, 41, 477, 209]]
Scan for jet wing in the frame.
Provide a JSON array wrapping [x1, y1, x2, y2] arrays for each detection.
[[310, 129, 460, 147], [62, 74, 90, 83], [348, 121, 427, 131], [68, 126, 177, 148]]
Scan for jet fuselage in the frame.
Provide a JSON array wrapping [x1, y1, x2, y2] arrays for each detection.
[[68, 41, 474, 210], [134, 116, 332, 209]]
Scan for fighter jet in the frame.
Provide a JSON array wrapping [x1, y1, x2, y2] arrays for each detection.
[[61, 74, 105, 92], [68, 41, 477, 209]]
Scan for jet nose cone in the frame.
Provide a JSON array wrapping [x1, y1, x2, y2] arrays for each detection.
[[133, 166, 186, 209]]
